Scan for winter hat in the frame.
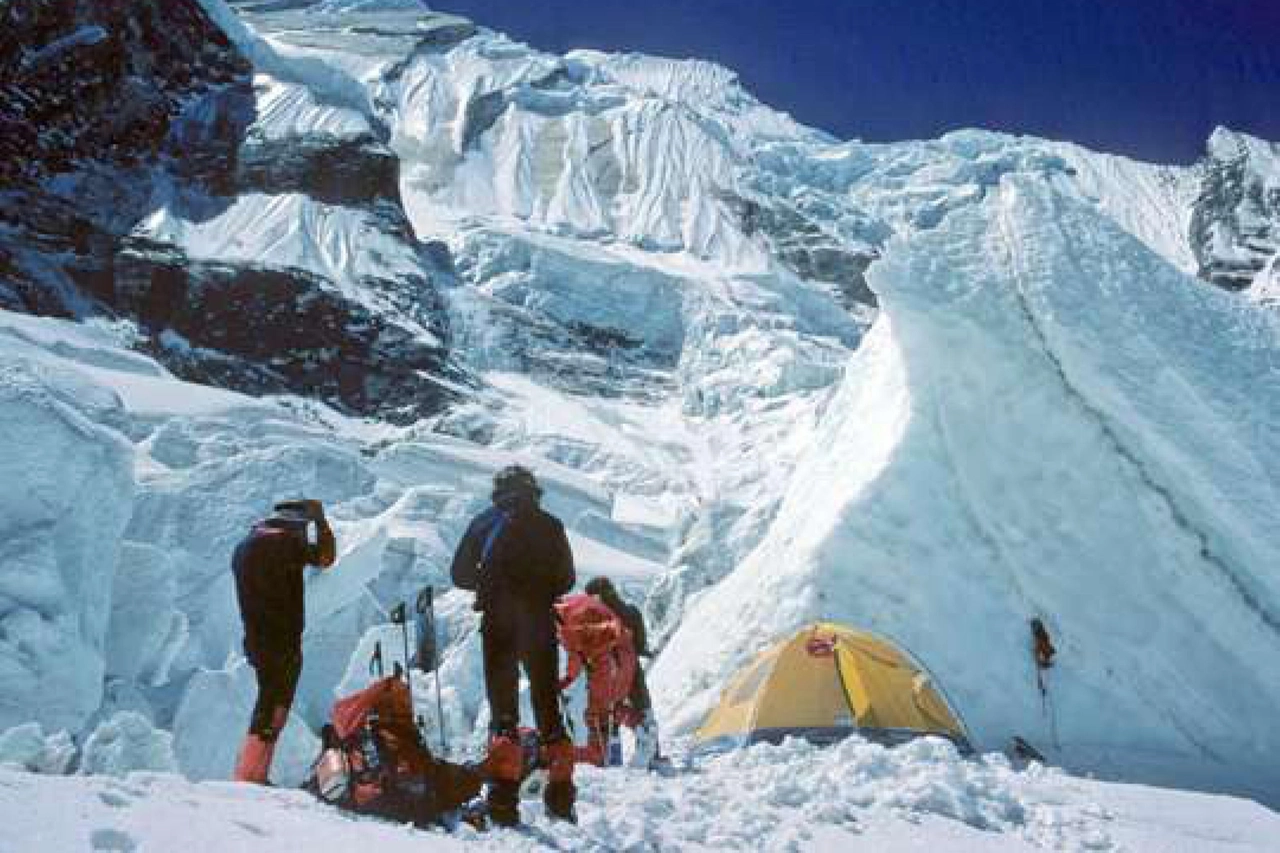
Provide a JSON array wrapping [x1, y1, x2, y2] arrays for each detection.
[[263, 500, 311, 531], [492, 465, 542, 504]]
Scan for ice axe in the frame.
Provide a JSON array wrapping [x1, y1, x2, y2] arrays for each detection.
[[388, 601, 423, 740]]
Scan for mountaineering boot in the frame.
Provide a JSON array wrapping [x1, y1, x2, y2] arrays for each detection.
[[482, 731, 524, 827], [235, 703, 288, 784], [543, 737, 577, 823], [486, 781, 521, 828], [233, 734, 276, 784]]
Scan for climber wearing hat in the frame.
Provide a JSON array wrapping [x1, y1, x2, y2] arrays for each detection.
[[451, 466, 577, 825], [230, 499, 336, 784]]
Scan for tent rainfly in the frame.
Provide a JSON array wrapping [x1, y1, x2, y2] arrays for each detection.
[[694, 622, 970, 753]]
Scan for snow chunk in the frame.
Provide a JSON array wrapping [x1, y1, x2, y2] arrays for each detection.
[[0, 723, 75, 774], [653, 176, 1280, 803], [104, 543, 187, 687], [79, 712, 178, 777], [172, 662, 318, 787]]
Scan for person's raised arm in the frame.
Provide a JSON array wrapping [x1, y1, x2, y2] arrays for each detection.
[[305, 500, 337, 569]]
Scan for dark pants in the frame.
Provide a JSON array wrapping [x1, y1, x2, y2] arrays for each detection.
[[481, 610, 567, 742], [248, 649, 302, 741], [629, 662, 652, 716]]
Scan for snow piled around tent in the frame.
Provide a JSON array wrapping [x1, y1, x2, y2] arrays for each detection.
[[4, 736, 1279, 852], [652, 174, 1280, 804]]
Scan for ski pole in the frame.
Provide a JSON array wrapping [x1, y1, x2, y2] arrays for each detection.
[[418, 586, 448, 754], [389, 601, 421, 736]]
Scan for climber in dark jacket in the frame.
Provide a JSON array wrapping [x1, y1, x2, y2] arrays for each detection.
[[451, 465, 576, 825], [231, 499, 336, 784]]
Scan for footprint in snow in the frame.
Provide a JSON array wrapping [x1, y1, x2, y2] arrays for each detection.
[[234, 820, 268, 837], [97, 791, 131, 808], [90, 828, 137, 852]]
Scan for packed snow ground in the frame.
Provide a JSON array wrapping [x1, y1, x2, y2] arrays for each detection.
[[4, 737, 1279, 853]]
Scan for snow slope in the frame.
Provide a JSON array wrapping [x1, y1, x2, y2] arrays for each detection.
[[4, 737, 1279, 853]]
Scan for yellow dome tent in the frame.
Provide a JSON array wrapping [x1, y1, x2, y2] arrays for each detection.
[[693, 622, 970, 752]]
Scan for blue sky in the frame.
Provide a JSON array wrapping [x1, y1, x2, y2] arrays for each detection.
[[430, 0, 1279, 163]]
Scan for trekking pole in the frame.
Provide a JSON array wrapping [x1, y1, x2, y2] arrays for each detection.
[[418, 586, 448, 754], [389, 601, 422, 741], [370, 641, 384, 678]]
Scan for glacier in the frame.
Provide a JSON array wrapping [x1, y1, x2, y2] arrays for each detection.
[[0, 0, 1278, 843]]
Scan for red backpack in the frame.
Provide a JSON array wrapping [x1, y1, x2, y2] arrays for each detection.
[[307, 677, 482, 826], [555, 593, 639, 764]]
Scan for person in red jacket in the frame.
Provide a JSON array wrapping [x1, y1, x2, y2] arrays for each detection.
[[583, 576, 662, 767], [231, 499, 336, 784], [450, 466, 577, 825]]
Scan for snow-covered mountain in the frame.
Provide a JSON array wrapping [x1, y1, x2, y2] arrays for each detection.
[[1, 0, 1278, 832]]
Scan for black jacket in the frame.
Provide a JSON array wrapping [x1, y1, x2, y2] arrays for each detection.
[[232, 524, 326, 660], [451, 501, 575, 617], [614, 601, 650, 658]]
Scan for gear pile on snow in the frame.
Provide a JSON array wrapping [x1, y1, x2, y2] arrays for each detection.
[[304, 677, 482, 827]]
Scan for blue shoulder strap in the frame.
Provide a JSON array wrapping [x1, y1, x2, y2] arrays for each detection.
[[479, 511, 510, 569]]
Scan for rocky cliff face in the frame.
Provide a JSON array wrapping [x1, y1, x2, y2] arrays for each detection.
[[1190, 129, 1280, 306], [0, 0, 250, 313], [0, 0, 460, 422]]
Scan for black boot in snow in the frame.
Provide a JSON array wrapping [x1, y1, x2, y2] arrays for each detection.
[[486, 781, 521, 828], [544, 780, 577, 824]]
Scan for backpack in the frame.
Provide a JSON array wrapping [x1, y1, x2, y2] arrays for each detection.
[[472, 509, 511, 612], [304, 677, 482, 826]]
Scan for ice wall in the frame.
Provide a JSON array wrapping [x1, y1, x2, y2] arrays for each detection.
[[652, 177, 1280, 801], [0, 354, 135, 733]]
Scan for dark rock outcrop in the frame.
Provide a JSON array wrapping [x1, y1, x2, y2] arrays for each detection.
[[101, 238, 460, 423], [730, 193, 880, 310], [0, 0, 251, 189], [1190, 130, 1280, 294], [0, 0, 253, 315], [236, 134, 401, 206], [1, 0, 467, 421]]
